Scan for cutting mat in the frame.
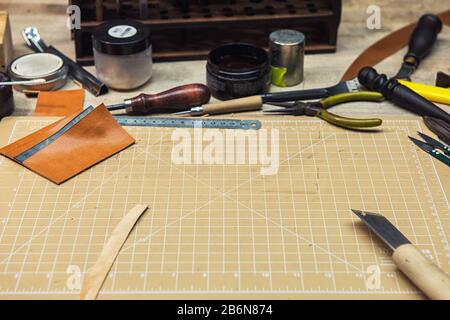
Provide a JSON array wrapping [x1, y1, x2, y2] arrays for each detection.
[[0, 116, 448, 299]]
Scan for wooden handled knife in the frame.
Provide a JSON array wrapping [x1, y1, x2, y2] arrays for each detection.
[[352, 209, 450, 300]]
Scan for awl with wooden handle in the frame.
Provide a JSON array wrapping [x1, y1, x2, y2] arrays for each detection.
[[107, 84, 211, 115], [352, 209, 450, 300], [173, 88, 337, 116], [175, 96, 263, 116]]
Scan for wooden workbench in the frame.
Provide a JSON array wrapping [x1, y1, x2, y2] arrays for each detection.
[[1, 0, 449, 117], [0, 1, 449, 300]]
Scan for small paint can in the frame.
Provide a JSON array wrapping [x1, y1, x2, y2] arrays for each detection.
[[0, 72, 14, 119], [269, 29, 305, 87]]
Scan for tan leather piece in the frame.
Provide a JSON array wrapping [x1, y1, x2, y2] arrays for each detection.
[[35, 89, 84, 116], [341, 9, 450, 81], [80, 204, 149, 300], [0, 104, 135, 184]]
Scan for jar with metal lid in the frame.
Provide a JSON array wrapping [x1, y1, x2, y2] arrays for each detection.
[[92, 20, 152, 90]]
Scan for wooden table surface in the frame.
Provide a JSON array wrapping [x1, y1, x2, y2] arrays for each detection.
[[1, 0, 450, 117]]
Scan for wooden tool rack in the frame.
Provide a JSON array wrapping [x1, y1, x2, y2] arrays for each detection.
[[70, 0, 342, 65]]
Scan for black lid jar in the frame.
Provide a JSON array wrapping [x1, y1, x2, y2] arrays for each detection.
[[206, 43, 270, 100], [92, 20, 152, 90]]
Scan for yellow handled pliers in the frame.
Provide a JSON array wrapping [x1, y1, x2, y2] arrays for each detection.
[[265, 91, 384, 129]]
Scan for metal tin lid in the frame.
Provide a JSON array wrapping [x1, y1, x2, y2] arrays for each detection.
[[92, 20, 151, 56], [269, 29, 305, 47]]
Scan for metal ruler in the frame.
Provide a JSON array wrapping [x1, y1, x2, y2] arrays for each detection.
[[114, 117, 262, 130], [15, 106, 94, 163]]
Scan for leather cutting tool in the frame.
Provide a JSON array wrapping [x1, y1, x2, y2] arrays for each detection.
[[408, 132, 450, 167], [352, 209, 450, 300], [264, 92, 383, 129]]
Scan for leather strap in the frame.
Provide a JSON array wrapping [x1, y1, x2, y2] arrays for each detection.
[[341, 10, 450, 81]]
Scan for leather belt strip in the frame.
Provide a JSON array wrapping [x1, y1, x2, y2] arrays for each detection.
[[80, 204, 149, 300]]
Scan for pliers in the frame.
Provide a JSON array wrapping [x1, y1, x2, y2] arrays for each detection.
[[264, 91, 384, 129]]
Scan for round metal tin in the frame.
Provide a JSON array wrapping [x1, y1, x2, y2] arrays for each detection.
[[7, 53, 68, 92]]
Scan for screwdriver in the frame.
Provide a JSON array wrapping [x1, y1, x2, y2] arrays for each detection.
[[107, 83, 211, 115]]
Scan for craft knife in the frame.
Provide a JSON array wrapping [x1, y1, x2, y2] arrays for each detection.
[[352, 209, 450, 300]]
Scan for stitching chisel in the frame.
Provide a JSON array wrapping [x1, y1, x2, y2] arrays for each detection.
[[352, 209, 450, 300]]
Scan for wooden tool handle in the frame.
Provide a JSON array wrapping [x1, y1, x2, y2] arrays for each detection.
[[392, 244, 450, 300], [202, 96, 263, 115], [128, 84, 211, 114], [404, 14, 442, 66]]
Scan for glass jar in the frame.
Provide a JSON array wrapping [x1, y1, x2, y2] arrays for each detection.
[[92, 20, 152, 90]]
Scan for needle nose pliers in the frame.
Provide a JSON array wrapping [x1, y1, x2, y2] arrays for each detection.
[[264, 91, 384, 129]]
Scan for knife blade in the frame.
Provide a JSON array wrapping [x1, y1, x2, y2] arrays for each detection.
[[351, 209, 410, 250]]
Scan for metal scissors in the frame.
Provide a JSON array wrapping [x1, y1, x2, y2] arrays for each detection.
[[264, 91, 384, 129], [409, 132, 450, 167]]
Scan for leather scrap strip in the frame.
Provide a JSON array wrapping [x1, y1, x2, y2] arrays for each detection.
[[80, 204, 149, 300]]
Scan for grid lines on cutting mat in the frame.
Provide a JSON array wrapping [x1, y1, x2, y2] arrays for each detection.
[[0, 118, 448, 298]]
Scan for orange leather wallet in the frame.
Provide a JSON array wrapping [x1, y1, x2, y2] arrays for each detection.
[[0, 104, 135, 184]]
